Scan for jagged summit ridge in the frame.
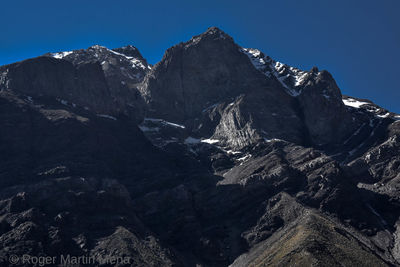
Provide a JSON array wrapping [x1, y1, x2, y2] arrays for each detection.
[[241, 47, 316, 97], [0, 27, 358, 148], [187, 26, 234, 46], [112, 45, 146, 60], [49, 44, 150, 70], [0, 43, 151, 121], [139, 27, 357, 148]]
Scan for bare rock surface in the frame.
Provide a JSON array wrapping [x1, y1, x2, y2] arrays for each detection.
[[0, 27, 399, 266]]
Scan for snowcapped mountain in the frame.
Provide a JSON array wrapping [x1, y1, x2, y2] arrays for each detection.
[[0, 27, 399, 266]]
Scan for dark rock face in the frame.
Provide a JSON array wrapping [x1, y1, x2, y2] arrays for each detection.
[[0, 44, 150, 123], [140, 27, 358, 149], [0, 27, 399, 266], [141, 27, 273, 122], [140, 27, 306, 148], [297, 70, 355, 145]]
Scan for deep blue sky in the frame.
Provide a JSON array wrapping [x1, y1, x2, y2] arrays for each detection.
[[1, 0, 399, 112]]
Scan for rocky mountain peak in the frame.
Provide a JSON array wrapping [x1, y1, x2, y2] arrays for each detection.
[[0, 43, 151, 122], [139, 27, 360, 149], [0, 27, 400, 267], [184, 26, 235, 49], [200, 26, 232, 39], [140, 27, 285, 124], [205, 26, 227, 35], [112, 45, 147, 63]]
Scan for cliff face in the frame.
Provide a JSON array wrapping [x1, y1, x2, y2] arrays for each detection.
[[140, 27, 358, 149], [0, 27, 399, 266], [0, 44, 151, 122]]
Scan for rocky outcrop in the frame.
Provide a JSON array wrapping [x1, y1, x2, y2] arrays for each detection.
[[139, 27, 358, 149], [0, 44, 151, 122]]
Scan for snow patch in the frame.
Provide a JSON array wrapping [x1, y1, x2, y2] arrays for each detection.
[[377, 112, 390, 118], [237, 154, 251, 162], [97, 114, 117, 120], [293, 69, 309, 86], [201, 138, 219, 144], [264, 138, 283, 143], [90, 45, 106, 50], [144, 118, 185, 129], [343, 98, 394, 120], [130, 58, 147, 70], [108, 48, 147, 70], [242, 48, 267, 70], [241, 47, 306, 97], [342, 98, 369, 108], [226, 150, 241, 155], [108, 49, 130, 58], [52, 51, 73, 59], [184, 137, 220, 145]]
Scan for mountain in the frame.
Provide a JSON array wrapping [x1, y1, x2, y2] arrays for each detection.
[[0, 27, 399, 266]]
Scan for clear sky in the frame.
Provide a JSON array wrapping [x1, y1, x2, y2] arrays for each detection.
[[1, 0, 399, 113]]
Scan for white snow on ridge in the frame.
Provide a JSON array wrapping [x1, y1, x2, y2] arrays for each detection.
[[241, 47, 306, 97], [108, 49, 130, 58], [108, 48, 147, 70], [52, 51, 73, 59], [51, 45, 150, 72], [90, 45, 106, 50], [242, 48, 268, 70], [377, 112, 390, 118], [130, 58, 147, 70], [272, 71, 301, 96], [161, 121, 185, 128], [201, 138, 219, 144], [272, 63, 306, 96], [226, 150, 241, 155], [264, 138, 283, 143], [342, 98, 369, 108], [291, 67, 309, 87], [184, 137, 220, 145], [237, 154, 251, 162], [342, 98, 394, 120]]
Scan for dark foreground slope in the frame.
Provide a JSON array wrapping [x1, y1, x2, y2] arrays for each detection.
[[0, 27, 399, 266]]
